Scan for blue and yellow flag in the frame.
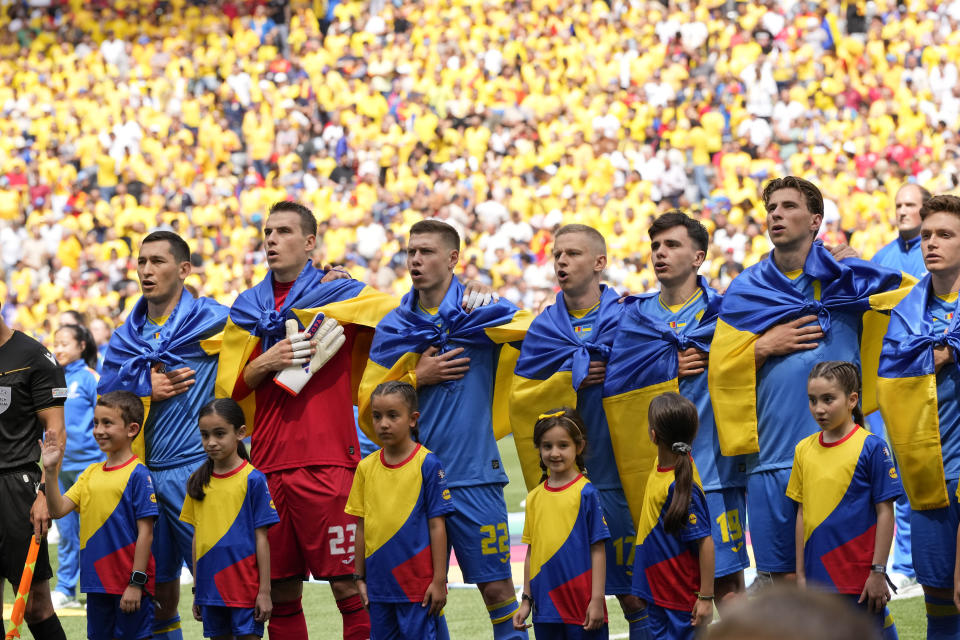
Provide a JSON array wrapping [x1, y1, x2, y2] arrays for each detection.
[[99, 289, 228, 459], [357, 277, 530, 442], [510, 286, 622, 491], [878, 274, 954, 510], [601, 278, 720, 526], [709, 242, 912, 457], [216, 264, 397, 431]]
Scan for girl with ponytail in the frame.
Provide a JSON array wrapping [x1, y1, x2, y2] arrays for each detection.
[[180, 398, 279, 638], [631, 392, 715, 639]]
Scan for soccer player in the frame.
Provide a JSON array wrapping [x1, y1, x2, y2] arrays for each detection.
[[709, 176, 908, 583], [878, 194, 960, 638], [0, 302, 68, 640], [360, 220, 530, 640], [871, 182, 930, 591], [219, 201, 384, 640], [511, 224, 648, 635], [41, 391, 158, 640], [99, 231, 229, 640], [608, 212, 748, 604]]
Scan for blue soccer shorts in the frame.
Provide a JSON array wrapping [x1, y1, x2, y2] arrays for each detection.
[[446, 484, 513, 584], [200, 604, 264, 638], [646, 603, 695, 640], [369, 601, 449, 640], [746, 468, 797, 574], [705, 487, 750, 578], [151, 460, 204, 583], [598, 488, 635, 595], [911, 477, 960, 589], [87, 592, 154, 640]]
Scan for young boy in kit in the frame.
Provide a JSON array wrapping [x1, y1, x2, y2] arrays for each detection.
[[41, 391, 158, 640]]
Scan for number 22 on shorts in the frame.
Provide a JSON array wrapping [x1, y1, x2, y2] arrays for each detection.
[[480, 523, 510, 563]]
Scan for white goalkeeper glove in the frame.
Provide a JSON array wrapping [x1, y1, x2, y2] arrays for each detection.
[[274, 315, 346, 395]]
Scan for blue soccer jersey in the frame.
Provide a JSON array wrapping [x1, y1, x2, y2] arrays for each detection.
[[755, 271, 862, 472], [412, 305, 507, 487], [787, 426, 902, 594], [345, 444, 455, 603], [522, 474, 610, 625], [632, 460, 711, 611], [872, 236, 926, 279], [927, 292, 960, 480], [64, 457, 159, 595], [179, 460, 279, 607], [137, 317, 219, 469], [636, 290, 747, 491], [569, 302, 622, 490]]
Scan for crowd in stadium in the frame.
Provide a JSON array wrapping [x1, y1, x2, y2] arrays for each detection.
[[2, 0, 960, 340], [3, 0, 960, 640]]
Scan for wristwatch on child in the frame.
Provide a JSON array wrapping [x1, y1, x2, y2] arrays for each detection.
[[129, 571, 148, 588]]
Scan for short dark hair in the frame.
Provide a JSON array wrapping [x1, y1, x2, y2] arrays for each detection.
[[97, 391, 144, 431], [269, 201, 318, 236], [409, 220, 460, 251], [554, 224, 606, 254], [649, 211, 709, 253], [761, 176, 824, 218], [141, 231, 190, 264], [920, 194, 960, 220]]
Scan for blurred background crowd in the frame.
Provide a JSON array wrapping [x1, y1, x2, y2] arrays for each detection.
[[1, 0, 958, 347]]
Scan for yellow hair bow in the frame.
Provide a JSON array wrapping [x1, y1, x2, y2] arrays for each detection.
[[537, 410, 566, 420]]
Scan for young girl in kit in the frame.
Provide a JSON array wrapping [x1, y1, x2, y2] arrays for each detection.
[[345, 381, 455, 640], [513, 408, 610, 639], [631, 392, 714, 640], [180, 399, 279, 640], [788, 361, 901, 639]]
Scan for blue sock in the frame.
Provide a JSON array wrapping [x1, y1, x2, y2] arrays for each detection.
[[152, 614, 183, 640], [626, 607, 653, 640], [880, 606, 898, 640], [926, 595, 960, 640], [487, 598, 527, 640]]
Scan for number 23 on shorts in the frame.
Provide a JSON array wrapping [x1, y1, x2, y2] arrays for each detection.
[[480, 523, 510, 562]]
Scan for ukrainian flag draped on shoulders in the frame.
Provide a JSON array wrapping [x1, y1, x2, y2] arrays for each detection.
[[511, 285, 622, 491], [99, 289, 228, 459], [601, 277, 720, 525], [357, 277, 530, 440], [709, 241, 913, 457], [878, 273, 954, 510], [216, 264, 397, 430]]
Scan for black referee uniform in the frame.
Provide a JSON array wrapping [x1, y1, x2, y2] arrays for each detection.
[[0, 330, 67, 591]]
